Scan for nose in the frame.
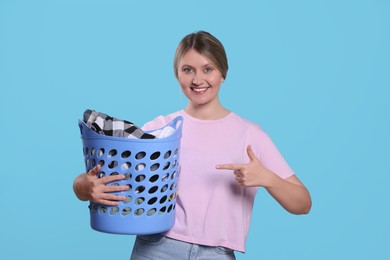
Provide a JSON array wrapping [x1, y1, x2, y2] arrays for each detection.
[[192, 73, 204, 85]]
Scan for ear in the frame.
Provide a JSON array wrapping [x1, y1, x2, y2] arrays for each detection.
[[221, 78, 225, 83]]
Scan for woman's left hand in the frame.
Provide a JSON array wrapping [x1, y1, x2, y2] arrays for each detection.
[[216, 145, 312, 214], [216, 145, 271, 187]]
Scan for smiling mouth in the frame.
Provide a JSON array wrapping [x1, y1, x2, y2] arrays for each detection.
[[191, 87, 210, 93]]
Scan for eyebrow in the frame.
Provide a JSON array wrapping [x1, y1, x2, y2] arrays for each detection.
[[181, 63, 214, 68]]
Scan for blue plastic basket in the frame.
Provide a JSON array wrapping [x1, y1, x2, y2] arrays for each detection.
[[78, 116, 183, 235]]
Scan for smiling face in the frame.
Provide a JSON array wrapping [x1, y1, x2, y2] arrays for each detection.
[[177, 49, 224, 108]]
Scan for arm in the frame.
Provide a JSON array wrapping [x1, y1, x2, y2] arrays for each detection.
[[216, 145, 312, 215], [259, 170, 311, 214], [73, 165, 129, 206]]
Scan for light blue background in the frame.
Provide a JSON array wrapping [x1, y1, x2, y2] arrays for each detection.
[[1, 0, 389, 259]]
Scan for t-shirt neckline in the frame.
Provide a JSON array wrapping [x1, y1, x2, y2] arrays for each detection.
[[180, 109, 234, 124]]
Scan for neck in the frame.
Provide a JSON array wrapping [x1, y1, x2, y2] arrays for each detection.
[[185, 100, 230, 120]]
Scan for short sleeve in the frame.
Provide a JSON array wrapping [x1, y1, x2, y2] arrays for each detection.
[[257, 131, 295, 179]]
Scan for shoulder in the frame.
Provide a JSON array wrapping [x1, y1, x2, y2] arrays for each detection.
[[142, 110, 182, 130], [230, 112, 266, 136], [230, 113, 275, 154]]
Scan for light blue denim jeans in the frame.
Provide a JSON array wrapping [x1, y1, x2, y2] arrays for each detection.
[[130, 233, 236, 260]]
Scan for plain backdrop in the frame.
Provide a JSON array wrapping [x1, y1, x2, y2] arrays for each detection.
[[1, 0, 389, 259]]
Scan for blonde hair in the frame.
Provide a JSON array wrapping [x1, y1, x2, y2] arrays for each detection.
[[174, 31, 228, 79]]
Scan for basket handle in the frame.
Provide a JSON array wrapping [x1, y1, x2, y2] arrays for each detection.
[[78, 120, 86, 135], [167, 116, 183, 131], [78, 120, 104, 138]]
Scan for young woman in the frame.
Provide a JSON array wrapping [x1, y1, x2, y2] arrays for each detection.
[[73, 31, 312, 259]]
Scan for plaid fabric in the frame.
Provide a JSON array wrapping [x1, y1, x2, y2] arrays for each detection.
[[83, 109, 156, 139]]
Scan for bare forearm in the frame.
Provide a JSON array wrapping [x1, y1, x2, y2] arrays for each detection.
[[264, 170, 312, 215], [73, 173, 89, 201]]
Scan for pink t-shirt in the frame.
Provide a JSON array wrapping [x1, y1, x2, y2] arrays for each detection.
[[142, 110, 294, 252]]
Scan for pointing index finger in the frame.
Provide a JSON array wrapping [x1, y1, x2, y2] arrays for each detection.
[[216, 164, 242, 170]]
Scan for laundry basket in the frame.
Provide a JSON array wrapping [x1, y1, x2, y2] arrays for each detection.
[[78, 116, 183, 235]]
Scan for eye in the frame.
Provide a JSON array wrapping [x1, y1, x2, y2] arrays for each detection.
[[204, 67, 213, 73], [182, 67, 193, 73]]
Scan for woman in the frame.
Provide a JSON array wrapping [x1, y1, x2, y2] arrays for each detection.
[[73, 31, 312, 259]]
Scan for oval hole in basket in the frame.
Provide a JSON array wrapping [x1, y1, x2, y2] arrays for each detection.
[[158, 206, 166, 215], [168, 193, 175, 201], [135, 151, 146, 160], [149, 174, 159, 183], [98, 160, 105, 167], [159, 196, 167, 204], [97, 171, 105, 178], [164, 150, 171, 159], [121, 150, 131, 158], [108, 161, 118, 169], [100, 206, 107, 214], [148, 186, 158, 194], [172, 160, 177, 168], [122, 207, 132, 215], [135, 186, 145, 194], [148, 197, 157, 205], [134, 197, 145, 205], [135, 163, 146, 171], [98, 148, 105, 157], [160, 184, 168, 193], [108, 149, 117, 157], [163, 162, 170, 171], [134, 208, 145, 216], [147, 208, 157, 216], [109, 207, 119, 215], [162, 173, 169, 182], [121, 162, 131, 171], [150, 151, 161, 160], [150, 163, 160, 171], [91, 204, 98, 213], [135, 174, 146, 182], [123, 196, 132, 204]]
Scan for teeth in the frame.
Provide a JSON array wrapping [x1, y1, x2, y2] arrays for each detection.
[[193, 88, 207, 92]]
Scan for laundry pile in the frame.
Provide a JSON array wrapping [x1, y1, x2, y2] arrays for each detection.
[[83, 109, 175, 139]]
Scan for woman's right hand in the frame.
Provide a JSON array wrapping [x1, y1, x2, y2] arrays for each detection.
[[73, 165, 129, 206]]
